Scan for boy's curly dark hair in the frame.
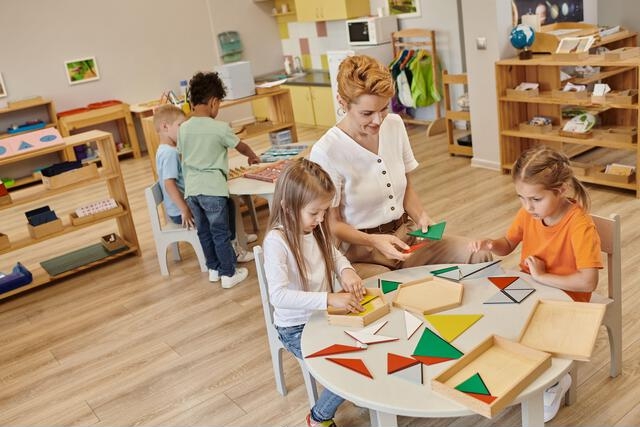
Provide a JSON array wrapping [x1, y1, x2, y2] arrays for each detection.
[[188, 71, 227, 106]]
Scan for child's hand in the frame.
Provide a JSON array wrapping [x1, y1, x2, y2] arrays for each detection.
[[340, 268, 365, 300], [525, 256, 546, 279], [181, 208, 195, 229], [328, 292, 364, 313], [469, 239, 493, 253], [247, 152, 261, 165]]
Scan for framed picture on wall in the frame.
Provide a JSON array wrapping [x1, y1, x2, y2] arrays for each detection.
[[0, 72, 7, 98], [388, 0, 421, 18], [64, 57, 100, 85]]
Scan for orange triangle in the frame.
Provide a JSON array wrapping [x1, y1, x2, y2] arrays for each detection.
[[387, 353, 421, 374], [488, 276, 519, 290], [305, 344, 364, 358], [411, 355, 455, 365], [466, 392, 498, 404], [326, 357, 373, 379]]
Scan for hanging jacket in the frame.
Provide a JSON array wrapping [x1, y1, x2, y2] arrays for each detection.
[[409, 50, 442, 107]]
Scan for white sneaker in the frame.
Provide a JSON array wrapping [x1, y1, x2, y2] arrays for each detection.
[[221, 267, 248, 289], [246, 233, 258, 243], [208, 269, 219, 282], [232, 240, 254, 263], [543, 373, 572, 422]]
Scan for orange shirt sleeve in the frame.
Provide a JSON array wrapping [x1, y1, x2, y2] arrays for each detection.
[[571, 218, 603, 270], [506, 207, 526, 246]]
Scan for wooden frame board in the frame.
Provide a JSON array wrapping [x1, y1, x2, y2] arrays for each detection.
[[327, 287, 390, 327], [393, 276, 463, 315], [431, 335, 551, 419], [518, 299, 606, 361]]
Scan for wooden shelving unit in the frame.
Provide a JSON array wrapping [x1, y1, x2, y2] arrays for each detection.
[[495, 55, 640, 197], [443, 70, 472, 157], [0, 130, 140, 300]]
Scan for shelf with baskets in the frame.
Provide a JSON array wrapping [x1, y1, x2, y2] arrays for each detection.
[[0, 130, 140, 300], [495, 55, 640, 196]]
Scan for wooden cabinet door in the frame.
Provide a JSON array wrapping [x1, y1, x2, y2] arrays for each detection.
[[294, 0, 320, 21], [295, 0, 369, 21], [311, 86, 336, 128], [285, 85, 316, 125]]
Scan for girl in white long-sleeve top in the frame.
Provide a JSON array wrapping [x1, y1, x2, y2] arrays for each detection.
[[263, 158, 365, 427]]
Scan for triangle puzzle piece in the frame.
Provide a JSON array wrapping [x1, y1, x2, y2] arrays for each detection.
[[466, 392, 498, 404], [484, 290, 516, 304], [387, 352, 421, 374], [345, 331, 398, 345], [504, 288, 536, 303], [305, 344, 364, 358], [412, 355, 456, 365], [18, 141, 33, 150], [425, 314, 483, 342], [404, 310, 423, 339], [504, 277, 535, 291], [433, 268, 462, 282], [390, 361, 423, 384], [379, 279, 402, 294], [455, 372, 491, 395], [413, 327, 463, 359], [407, 221, 447, 240], [326, 357, 373, 379], [359, 320, 387, 335], [459, 260, 502, 279], [488, 276, 519, 290]]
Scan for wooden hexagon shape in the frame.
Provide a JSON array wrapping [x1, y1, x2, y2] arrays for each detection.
[[392, 276, 463, 315]]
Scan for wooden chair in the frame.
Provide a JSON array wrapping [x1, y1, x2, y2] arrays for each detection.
[[144, 182, 207, 275], [253, 245, 318, 407]]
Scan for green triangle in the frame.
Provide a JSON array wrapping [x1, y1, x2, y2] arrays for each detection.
[[455, 372, 491, 395], [413, 327, 463, 360], [407, 221, 446, 240], [380, 279, 401, 294]]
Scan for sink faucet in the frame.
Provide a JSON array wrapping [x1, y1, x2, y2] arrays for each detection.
[[294, 56, 303, 74]]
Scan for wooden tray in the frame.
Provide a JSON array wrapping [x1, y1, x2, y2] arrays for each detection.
[[569, 161, 594, 176], [432, 335, 551, 419], [328, 287, 390, 327], [0, 194, 11, 206], [393, 276, 463, 315], [41, 163, 99, 189], [604, 46, 640, 61], [550, 52, 589, 61], [592, 167, 636, 184], [0, 233, 9, 251], [559, 129, 593, 139], [593, 126, 637, 143], [505, 88, 539, 99], [518, 299, 606, 361], [551, 89, 590, 100], [69, 202, 124, 226], [28, 218, 63, 240], [518, 122, 552, 133]]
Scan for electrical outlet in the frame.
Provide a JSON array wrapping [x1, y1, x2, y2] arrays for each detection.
[[476, 37, 487, 50]]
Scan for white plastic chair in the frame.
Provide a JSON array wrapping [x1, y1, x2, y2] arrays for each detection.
[[253, 245, 318, 407], [145, 182, 207, 275]]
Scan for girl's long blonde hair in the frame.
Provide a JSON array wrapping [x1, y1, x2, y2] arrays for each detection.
[[512, 145, 591, 210], [267, 159, 338, 292]]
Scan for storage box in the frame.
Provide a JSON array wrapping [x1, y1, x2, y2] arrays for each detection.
[[28, 218, 64, 240], [431, 335, 551, 419], [518, 122, 552, 133], [550, 52, 589, 61], [606, 90, 638, 105], [518, 299, 605, 361], [214, 61, 256, 100], [559, 129, 593, 139], [69, 202, 124, 226], [505, 88, 539, 99], [327, 287, 390, 327], [0, 233, 10, 251], [592, 167, 636, 184], [569, 161, 594, 176], [41, 163, 99, 189], [551, 89, 590, 100], [593, 126, 637, 143], [604, 46, 640, 61], [101, 233, 127, 253], [269, 129, 293, 145]]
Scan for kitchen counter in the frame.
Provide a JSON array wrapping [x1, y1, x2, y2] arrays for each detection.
[[255, 70, 331, 87]]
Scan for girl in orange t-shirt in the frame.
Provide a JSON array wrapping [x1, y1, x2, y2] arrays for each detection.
[[470, 146, 602, 303]]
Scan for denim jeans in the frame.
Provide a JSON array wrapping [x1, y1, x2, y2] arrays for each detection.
[[186, 195, 236, 276], [168, 214, 182, 225], [276, 324, 345, 422]]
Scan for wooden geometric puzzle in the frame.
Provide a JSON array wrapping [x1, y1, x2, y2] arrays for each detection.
[[0, 128, 64, 159], [378, 278, 402, 294], [305, 344, 365, 358], [344, 320, 398, 345], [433, 260, 502, 282], [393, 276, 463, 315], [425, 314, 483, 342], [412, 327, 463, 365], [326, 357, 373, 379], [387, 353, 422, 384], [485, 276, 536, 305], [404, 310, 423, 339]]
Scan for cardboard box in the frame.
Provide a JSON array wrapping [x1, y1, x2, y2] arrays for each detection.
[[41, 163, 99, 189], [28, 218, 64, 240], [0, 233, 10, 251], [327, 287, 390, 327], [505, 88, 539, 99], [69, 202, 123, 226], [518, 122, 552, 133]]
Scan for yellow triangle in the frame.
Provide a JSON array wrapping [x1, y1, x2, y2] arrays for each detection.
[[424, 314, 483, 342]]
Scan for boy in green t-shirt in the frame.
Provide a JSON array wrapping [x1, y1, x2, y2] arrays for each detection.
[[178, 71, 260, 289]]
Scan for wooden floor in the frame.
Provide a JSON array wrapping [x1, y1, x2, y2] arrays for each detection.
[[0, 125, 639, 426]]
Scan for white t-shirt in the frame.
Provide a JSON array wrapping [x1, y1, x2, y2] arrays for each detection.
[[309, 113, 419, 230], [263, 229, 353, 327]]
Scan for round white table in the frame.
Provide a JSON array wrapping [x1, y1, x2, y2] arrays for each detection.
[[301, 265, 574, 426]]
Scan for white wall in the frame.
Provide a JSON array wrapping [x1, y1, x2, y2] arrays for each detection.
[[598, 0, 640, 32]]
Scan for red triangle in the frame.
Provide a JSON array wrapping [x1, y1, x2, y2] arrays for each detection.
[[326, 357, 373, 379], [305, 344, 364, 358], [488, 276, 519, 290], [411, 355, 455, 365], [387, 353, 421, 374], [466, 392, 498, 404]]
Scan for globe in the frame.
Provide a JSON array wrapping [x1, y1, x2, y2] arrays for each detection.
[[510, 24, 535, 50]]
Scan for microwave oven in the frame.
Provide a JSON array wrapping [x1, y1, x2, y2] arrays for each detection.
[[346, 15, 398, 46]]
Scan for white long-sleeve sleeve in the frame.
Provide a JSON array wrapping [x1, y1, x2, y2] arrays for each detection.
[[263, 229, 353, 327]]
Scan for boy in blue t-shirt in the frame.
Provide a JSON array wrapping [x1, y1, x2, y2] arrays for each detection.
[[153, 105, 194, 228], [179, 71, 260, 289]]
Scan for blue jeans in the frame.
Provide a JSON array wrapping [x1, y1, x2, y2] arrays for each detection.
[[276, 324, 345, 422], [168, 214, 182, 225], [186, 195, 236, 276]]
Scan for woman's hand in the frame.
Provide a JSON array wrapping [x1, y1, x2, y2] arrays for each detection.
[[369, 234, 411, 261], [469, 239, 494, 253], [525, 255, 547, 279], [416, 211, 435, 233], [328, 292, 364, 313], [340, 268, 365, 300]]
